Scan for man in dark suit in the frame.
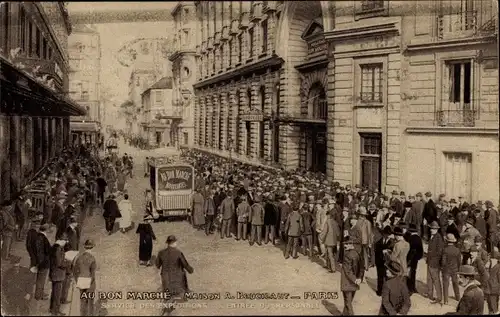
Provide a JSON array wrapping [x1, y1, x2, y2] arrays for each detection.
[[379, 261, 411, 315], [278, 196, 291, 243], [389, 190, 403, 217], [220, 192, 235, 239], [103, 194, 121, 235], [374, 226, 394, 296], [485, 200, 498, 253], [34, 223, 51, 300], [427, 221, 445, 305], [1, 258, 33, 315], [49, 239, 68, 316], [340, 237, 362, 316], [26, 214, 44, 269], [156, 235, 194, 314], [65, 216, 80, 251], [450, 265, 485, 315], [73, 239, 97, 316], [445, 214, 461, 242], [406, 224, 423, 294], [422, 192, 438, 241], [442, 233, 462, 304], [284, 203, 304, 259]]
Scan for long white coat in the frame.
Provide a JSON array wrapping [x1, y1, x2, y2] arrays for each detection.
[[118, 199, 133, 229]]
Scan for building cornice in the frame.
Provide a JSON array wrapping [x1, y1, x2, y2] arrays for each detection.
[[405, 35, 497, 53], [34, 3, 70, 65], [168, 50, 197, 61], [193, 55, 284, 89], [324, 21, 399, 42], [406, 126, 498, 135]]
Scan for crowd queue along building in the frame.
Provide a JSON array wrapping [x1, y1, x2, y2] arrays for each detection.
[[68, 24, 102, 145], [0, 2, 86, 203], [191, 0, 499, 203]]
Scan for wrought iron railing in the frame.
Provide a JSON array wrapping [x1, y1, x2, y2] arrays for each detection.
[[437, 109, 476, 127], [438, 10, 477, 38], [360, 92, 383, 103]]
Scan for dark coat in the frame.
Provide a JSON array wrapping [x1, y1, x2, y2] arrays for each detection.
[[66, 226, 80, 251], [427, 233, 444, 269], [341, 248, 362, 292], [441, 244, 461, 274], [423, 199, 438, 223], [486, 261, 500, 295], [374, 237, 394, 267], [263, 202, 279, 226], [26, 229, 39, 267], [407, 233, 424, 265], [73, 251, 97, 292], [472, 258, 490, 293], [278, 202, 291, 232], [379, 276, 411, 315], [455, 283, 484, 315], [445, 223, 461, 242], [103, 199, 121, 219], [156, 247, 194, 296], [49, 244, 67, 282], [485, 208, 498, 237], [390, 197, 403, 216], [220, 197, 235, 220], [35, 233, 51, 270], [319, 216, 340, 247], [285, 211, 304, 237], [474, 216, 487, 238], [301, 211, 315, 235]]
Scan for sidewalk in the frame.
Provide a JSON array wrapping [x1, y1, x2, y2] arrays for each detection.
[[1, 202, 90, 316]]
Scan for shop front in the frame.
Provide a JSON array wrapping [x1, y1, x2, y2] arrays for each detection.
[[70, 121, 101, 146]]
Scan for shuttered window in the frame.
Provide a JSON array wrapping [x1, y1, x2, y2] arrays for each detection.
[[443, 152, 472, 201]]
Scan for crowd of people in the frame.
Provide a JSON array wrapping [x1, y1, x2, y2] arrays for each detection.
[[177, 148, 500, 315], [0, 145, 102, 316]]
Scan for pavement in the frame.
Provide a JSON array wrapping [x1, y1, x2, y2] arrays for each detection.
[[62, 141, 457, 316], [2, 140, 459, 316]]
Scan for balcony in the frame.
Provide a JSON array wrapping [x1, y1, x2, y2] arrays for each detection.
[[230, 19, 240, 35], [221, 26, 230, 41], [437, 108, 475, 127], [438, 10, 477, 39], [207, 37, 214, 51]]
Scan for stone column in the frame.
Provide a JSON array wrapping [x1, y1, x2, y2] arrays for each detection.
[[10, 115, 21, 194], [220, 92, 228, 150], [0, 115, 11, 202], [207, 94, 213, 148], [63, 117, 70, 147], [33, 118, 42, 171], [19, 116, 28, 185], [25, 117, 33, 180]]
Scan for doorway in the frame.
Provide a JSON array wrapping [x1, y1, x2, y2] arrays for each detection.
[[309, 126, 327, 173], [156, 131, 162, 145]]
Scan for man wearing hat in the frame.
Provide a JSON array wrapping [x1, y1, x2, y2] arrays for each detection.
[[319, 208, 341, 272], [485, 200, 498, 253], [452, 265, 485, 314], [445, 214, 460, 242], [427, 221, 444, 305], [103, 194, 121, 235], [73, 239, 97, 316], [389, 190, 403, 217], [49, 238, 69, 315], [378, 260, 411, 315], [284, 202, 304, 259], [156, 235, 194, 304], [236, 195, 251, 241], [340, 236, 362, 316], [442, 233, 461, 304], [485, 251, 500, 314], [461, 218, 481, 265], [469, 245, 490, 293], [219, 191, 235, 239], [263, 193, 279, 245], [278, 195, 292, 244], [300, 204, 315, 258], [355, 206, 373, 280], [374, 226, 394, 296], [473, 236, 489, 263], [389, 226, 410, 277], [406, 224, 423, 294], [422, 192, 438, 241], [249, 195, 265, 246]]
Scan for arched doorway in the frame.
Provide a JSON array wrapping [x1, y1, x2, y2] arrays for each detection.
[[306, 82, 327, 173]]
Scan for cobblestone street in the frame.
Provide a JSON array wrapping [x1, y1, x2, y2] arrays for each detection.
[[64, 141, 455, 316]]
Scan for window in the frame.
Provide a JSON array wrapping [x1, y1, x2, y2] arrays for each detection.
[[42, 38, 47, 59], [81, 81, 89, 101], [228, 40, 233, 67], [237, 34, 243, 62], [183, 8, 189, 23], [360, 63, 383, 102], [443, 152, 472, 201], [28, 21, 33, 56], [246, 88, 252, 156], [220, 45, 224, 71], [154, 91, 163, 103], [248, 28, 254, 58], [360, 0, 384, 12], [261, 20, 268, 54], [360, 133, 382, 191], [183, 66, 190, 78], [212, 52, 216, 74], [35, 28, 41, 57], [48, 47, 52, 60], [184, 30, 190, 46], [19, 7, 26, 52], [440, 60, 474, 126]]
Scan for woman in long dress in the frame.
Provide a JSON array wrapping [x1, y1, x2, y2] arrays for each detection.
[[118, 194, 133, 232], [136, 215, 156, 265]]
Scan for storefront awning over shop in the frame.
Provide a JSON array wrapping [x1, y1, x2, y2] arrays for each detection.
[[70, 121, 100, 132], [0, 56, 86, 117]]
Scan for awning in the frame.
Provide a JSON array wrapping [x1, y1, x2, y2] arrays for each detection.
[[0, 56, 86, 116], [70, 121, 100, 132]]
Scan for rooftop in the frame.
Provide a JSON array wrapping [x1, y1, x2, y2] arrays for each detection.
[[142, 76, 173, 95]]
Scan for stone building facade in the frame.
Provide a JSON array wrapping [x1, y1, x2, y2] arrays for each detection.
[[193, 0, 498, 203], [169, 1, 197, 147], [0, 2, 85, 203], [68, 24, 102, 144]]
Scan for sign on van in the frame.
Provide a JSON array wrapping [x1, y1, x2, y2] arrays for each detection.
[[157, 166, 193, 191]]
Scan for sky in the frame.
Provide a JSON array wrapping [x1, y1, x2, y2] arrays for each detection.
[[67, 3, 176, 105]]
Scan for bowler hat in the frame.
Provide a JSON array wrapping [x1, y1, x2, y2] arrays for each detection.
[[425, 192, 432, 197], [382, 226, 393, 235], [450, 199, 457, 204], [458, 265, 477, 276], [486, 200, 494, 208], [403, 201, 412, 208], [445, 233, 457, 243], [416, 192, 423, 197], [391, 190, 399, 195], [393, 227, 404, 236], [428, 221, 440, 229], [400, 191, 405, 196], [385, 260, 403, 275], [166, 235, 177, 244], [83, 239, 95, 249]]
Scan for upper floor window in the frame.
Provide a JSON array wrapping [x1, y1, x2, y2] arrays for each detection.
[[360, 63, 383, 103], [48, 47, 52, 60], [248, 28, 254, 58], [155, 91, 163, 103], [35, 28, 41, 57], [228, 40, 233, 66], [42, 38, 48, 59], [27, 22, 33, 56], [183, 8, 189, 23], [360, 0, 384, 12], [184, 30, 190, 46], [220, 45, 224, 70], [19, 7, 26, 52], [237, 34, 243, 62], [261, 20, 268, 54]]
